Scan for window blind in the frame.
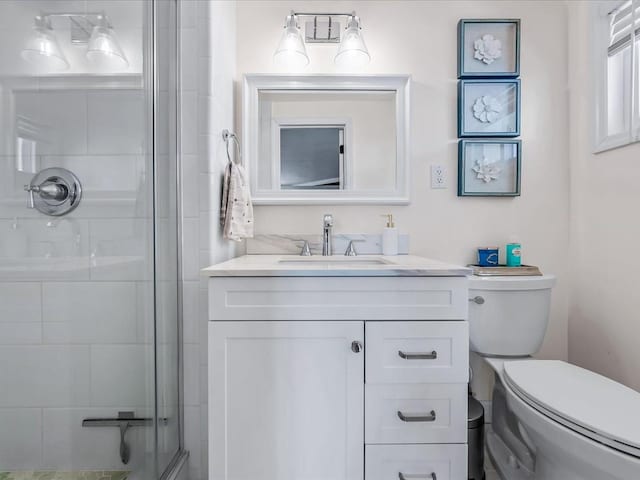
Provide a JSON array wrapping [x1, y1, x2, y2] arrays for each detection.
[[609, 0, 639, 56]]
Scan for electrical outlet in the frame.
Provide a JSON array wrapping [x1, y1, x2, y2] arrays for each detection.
[[431, 164, 447, 189]]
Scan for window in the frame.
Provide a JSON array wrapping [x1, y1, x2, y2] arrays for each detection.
[[279, 125, 346, 190], [270, 117, 353, 192], [593, 0, 640, 152]]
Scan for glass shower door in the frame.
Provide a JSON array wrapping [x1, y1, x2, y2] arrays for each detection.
[[0, 1, 180, 478], [154, 0, 181, 475]]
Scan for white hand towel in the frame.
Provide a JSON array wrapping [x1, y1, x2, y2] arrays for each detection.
[[221, 161, 254, 241]]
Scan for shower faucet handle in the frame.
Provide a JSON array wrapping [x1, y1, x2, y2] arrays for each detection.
[[24, 184, 35, 209], [25, 182, 67, 209], [24, 168, 82, 216]]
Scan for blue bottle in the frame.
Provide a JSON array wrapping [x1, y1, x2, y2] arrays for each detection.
[[506, 239, 521, 267]]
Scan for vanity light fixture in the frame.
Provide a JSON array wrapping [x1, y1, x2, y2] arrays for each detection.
[[334, 14, 370, 68], [274, 11, 370, 69], [86, 15, 129, 68], [21, 12, 128, 70], [273, 13, 309, 68], [21, 16, 70, 70]]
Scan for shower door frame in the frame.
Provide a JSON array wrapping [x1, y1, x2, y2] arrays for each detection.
[[149, 0, 185, 478]]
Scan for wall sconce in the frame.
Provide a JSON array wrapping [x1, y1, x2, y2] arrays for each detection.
[[21, 12, 128, 71], [273, 13, 309, 69], [21, 16, 70, 70], [273, 10, 370, 69], [86, 15, 129, 69]]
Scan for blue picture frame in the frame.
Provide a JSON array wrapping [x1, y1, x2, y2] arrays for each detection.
[[458, 79, 520, 137], [458, 19, 520, 78], [458, 139, 521, 197]]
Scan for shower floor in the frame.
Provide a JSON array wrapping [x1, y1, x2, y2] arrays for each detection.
[[0, 473, 128, 480]]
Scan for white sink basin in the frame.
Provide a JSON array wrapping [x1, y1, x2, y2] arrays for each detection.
[[278, 257, 392, 266]]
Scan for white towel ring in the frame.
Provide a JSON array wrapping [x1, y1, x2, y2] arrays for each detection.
[[222, 129, 242, 165]]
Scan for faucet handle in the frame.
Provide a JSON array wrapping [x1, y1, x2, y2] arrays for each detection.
[[344, 239, 365, 256], [296, 240, 312, 256], [344, 241, 357, 256], [24, 184, 36, 209]]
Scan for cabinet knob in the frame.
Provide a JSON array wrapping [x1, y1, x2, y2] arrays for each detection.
[[469, 295, 485, 305], [351, 340, 363, 353]]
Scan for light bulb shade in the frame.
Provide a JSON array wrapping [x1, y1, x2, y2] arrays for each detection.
[[273, 16, 309, 69], [21, 23, 69, 71], [334, 17, 370, 68], [86, 25, 129, 69]]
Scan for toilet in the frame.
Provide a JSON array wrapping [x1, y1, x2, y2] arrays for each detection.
[[468, 275, 640, 480]]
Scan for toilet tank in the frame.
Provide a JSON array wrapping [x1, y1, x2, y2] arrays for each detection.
[[468, 275, 556, 357]]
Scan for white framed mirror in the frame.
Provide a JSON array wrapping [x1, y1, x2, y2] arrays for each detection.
[[243, 74, 411, 204]]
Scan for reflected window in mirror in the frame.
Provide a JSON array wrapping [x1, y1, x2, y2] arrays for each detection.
[[279, 124, 345, 190]]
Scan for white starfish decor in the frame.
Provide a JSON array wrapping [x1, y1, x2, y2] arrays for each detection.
[[473, 34, 502, 65], [472, 156, 501, 183]]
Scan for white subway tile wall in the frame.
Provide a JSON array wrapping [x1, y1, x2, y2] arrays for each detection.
[[0, 409, 43, 469], [179, 2, 240, 479]]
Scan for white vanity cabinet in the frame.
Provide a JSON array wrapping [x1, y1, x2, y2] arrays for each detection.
[[206, 258, 470, 480]]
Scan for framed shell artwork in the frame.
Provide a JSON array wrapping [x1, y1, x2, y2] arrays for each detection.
[[458, 19, 520, 78], [458, 79, 520, 137], [458, 139, 521, 196]]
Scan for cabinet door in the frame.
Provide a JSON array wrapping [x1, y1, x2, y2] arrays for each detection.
[[209, 321, 365, 480]]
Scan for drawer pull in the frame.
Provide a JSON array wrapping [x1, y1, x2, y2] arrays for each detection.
[[398, 350, 437, 360], [398, 473, 436, 480], [397, 410, 436, 422]]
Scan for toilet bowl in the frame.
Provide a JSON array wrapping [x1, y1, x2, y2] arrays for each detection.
[[468, 275, 640, 480]]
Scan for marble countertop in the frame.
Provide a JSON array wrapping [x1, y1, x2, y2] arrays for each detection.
[[202, 254, 471, 277]]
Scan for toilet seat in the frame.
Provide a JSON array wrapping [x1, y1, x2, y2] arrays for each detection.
[[503, 360, 640, 459]]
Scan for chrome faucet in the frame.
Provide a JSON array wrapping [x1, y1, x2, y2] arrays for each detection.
[[322, 214, 333, 256]]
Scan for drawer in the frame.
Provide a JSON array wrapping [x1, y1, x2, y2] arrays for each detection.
[[365, 321, 469, 383], [365, 444, 467, 480], [209, 277, 468, 321], [365, 384, 467, 444]]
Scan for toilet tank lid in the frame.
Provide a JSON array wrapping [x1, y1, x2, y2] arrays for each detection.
[[468, 274, 556, 291], [504, 360, 640, 454]]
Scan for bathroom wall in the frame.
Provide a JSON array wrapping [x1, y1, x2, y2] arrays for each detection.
[[235, 0, 570, 363], [567, 2, 640, 392], [179, 1, 239, 479]]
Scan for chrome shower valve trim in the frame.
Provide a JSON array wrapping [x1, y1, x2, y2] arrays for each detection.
[[24, 167, 82, 216]]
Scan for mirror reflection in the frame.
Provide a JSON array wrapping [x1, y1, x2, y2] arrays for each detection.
[[245, 75, 410, 204], [258, 90, 397, 193]]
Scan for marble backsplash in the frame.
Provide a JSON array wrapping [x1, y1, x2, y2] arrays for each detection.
[[245, 234, 410, 256]]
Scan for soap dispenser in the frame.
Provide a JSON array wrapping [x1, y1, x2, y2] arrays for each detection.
[[381, 214, 398, 256]]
